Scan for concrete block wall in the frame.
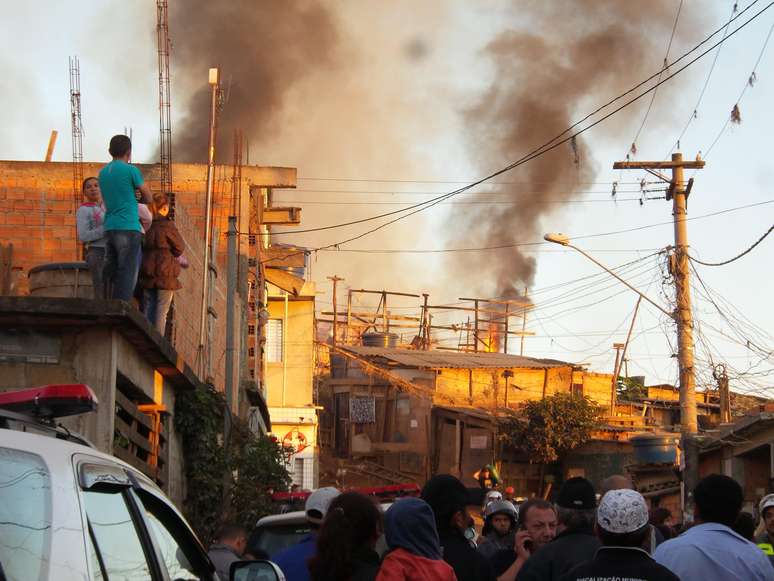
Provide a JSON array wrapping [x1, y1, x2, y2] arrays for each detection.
[[0, 160, 269, 395]]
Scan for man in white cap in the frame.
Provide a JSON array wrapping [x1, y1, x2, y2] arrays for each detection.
[[272, 486, 340, 581], [757, 493, 774, 564], [560, 489, 679, 581]]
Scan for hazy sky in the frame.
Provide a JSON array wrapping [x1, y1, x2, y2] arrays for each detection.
[[1, 1, 772, 397]]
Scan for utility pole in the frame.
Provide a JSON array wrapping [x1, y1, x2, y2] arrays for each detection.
[[421, 293, 430, 350], [611, 343, 624, 414], [613, 152, 705, 505], [610, 296, 642, 415], [328, 275, 344, 346], [520, 287, 528, 357], [225, 217, 237, 413], [714, 364, 731, 424], [198, 67, 220, 378]]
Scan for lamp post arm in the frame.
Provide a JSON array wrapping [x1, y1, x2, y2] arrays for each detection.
[[568, 244, 674, 319]]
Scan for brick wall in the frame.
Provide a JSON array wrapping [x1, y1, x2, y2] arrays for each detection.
[[0, 159, 295, 394]]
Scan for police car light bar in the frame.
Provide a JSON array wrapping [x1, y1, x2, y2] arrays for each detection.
[[0, 384, 98, 419]]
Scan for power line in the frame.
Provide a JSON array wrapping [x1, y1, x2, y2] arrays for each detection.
[[630, 0, 684, 154], [265, 1, 773, 241], [305, 200, 773, 256], [670, 1, 740, 153], [689, 223, 773, 266], [704, 16, 774, 157]]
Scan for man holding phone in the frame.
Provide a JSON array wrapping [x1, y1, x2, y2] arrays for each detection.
[[491, 499, 557, 580]]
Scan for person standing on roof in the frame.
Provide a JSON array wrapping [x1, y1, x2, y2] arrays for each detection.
[[421, 474, 496, 581], [273, 487, 340, 581], [376, 497, 456, 581], [560, 489, 680, 581], [98, 135, 152, 301], [515, 477, 600, 581], [76, 177, 106, 299], [477, 500, 518, 561], [654, 474, 774, 581]]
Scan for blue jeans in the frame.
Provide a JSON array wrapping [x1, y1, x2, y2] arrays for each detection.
[[143, 289, 175, 335], [103, 230, 142, 301]]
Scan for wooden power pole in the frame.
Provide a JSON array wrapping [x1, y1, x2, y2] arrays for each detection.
[[328, 275, 344, 346], [613, 152, 705, 503]]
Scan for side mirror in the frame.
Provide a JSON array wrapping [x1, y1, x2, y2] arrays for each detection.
[[230, 560, 286, 581]]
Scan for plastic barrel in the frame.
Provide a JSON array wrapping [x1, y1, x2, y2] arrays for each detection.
[[629, 434, 677, 465]]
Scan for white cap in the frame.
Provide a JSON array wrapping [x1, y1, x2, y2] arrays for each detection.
[[305, 487, 340, 524], [485, 490, 503, 503], [597, 489, 649, 534], [760, 494, 774, 516]]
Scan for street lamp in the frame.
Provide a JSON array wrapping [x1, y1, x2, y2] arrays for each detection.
[[543, 233, 672, 319]]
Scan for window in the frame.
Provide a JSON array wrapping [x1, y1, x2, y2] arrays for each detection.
[[266, 319, 283, 362], [0, 447, 51, 581], [140, 492, 210, 581], [248, 325, 255, 336], [571, 383, 584, 396], [249, 347, 255, 358], [84, 489, 152, 580]]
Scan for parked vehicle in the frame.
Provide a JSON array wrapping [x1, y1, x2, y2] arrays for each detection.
[[0, 384, 282, 581]]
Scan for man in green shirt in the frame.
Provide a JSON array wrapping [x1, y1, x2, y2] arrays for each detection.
[[98, 135, 152, 301]]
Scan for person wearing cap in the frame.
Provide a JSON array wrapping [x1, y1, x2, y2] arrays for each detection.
[[503, 486, 516, 504], [272, 486, 341, 581], [559, 489, 680, 581], [757, 493, 774, 565], [653, 474, 774, 581], [514, 477, 601, 581], [421, 474, 497, 581], [478, 500, 518, 561]]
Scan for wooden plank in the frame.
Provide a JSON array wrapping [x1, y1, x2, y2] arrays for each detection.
[[114, 446, 158, 479], [115, 390, 154, 430], [115, 416, 154, 455], [262, 246, 306, 268]]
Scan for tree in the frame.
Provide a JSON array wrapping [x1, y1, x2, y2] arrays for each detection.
[[617, 376, 648, 401], [175, 384, 290, 542], [500, 392, 602, 464]]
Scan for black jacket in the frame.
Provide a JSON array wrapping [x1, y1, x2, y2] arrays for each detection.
[[439, 529, 497, 581], [559, 546, 681, 581], [515, 527, 601, 581]]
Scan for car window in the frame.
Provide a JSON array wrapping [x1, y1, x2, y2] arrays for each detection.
[[84, 489, 153, 580], [138, 490, 212, 581], [145, 509, 203, 580], [0, 447, 51, 581], [249, 524, 311, 558]]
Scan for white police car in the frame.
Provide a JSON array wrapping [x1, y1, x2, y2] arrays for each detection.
[[0, 384, 283, 581]]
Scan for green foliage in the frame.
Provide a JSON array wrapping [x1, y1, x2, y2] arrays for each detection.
[[229, 422, 292, 529], [174, 385, 228, 543], [174, 385, 290, 543], [617, 376, 648, 401], [500, 392, 602, 463]]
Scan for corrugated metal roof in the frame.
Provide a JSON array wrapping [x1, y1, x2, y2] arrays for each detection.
[[340, 345, 573, 370]]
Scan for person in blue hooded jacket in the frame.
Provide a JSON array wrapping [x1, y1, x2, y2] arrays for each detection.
[[376, 497, 457, 581]]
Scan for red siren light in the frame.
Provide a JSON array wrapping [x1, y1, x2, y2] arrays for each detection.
[[0, 384, 98, 419]]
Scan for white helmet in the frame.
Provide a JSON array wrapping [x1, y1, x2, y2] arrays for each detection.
[[484, 500, 518, 520], [485, 490, 503, 505]]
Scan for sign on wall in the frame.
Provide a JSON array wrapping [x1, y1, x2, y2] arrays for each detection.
[[350, 395, 376, 424]]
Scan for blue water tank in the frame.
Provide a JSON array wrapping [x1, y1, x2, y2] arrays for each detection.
[[630, 434, 678, 465]]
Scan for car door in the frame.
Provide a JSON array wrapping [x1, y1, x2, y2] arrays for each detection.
[[75, 456, 216, 581]]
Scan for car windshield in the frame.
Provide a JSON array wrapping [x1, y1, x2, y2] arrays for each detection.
[[0, 447, 52, 581], [249, 523, 311, 558]]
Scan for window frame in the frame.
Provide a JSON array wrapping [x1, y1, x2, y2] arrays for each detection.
[[75, 455, 214, 581], [266, 318, 284, 363]]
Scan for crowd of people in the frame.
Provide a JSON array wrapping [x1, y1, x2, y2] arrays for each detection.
[[206, 471, 774, 581], [75, 134, 187, 333]]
